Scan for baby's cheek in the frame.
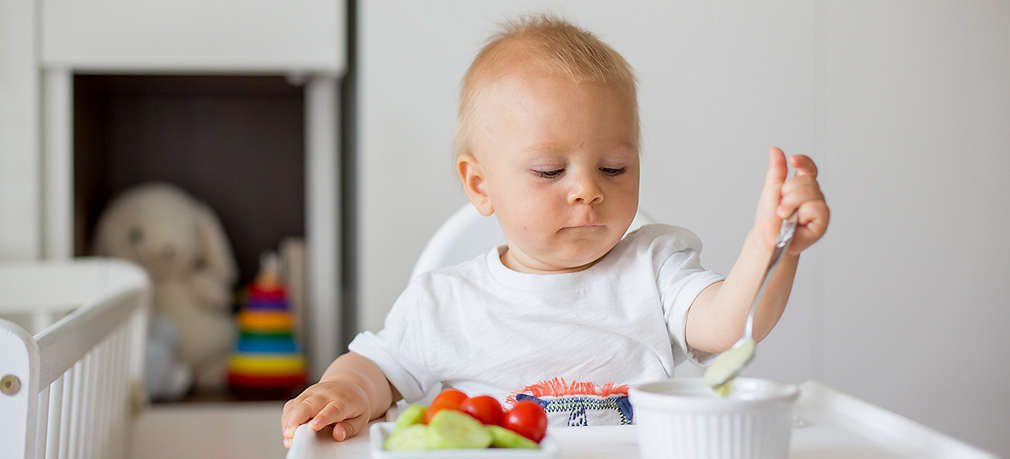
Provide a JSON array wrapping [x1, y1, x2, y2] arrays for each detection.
[[516, 198, 559, 224]]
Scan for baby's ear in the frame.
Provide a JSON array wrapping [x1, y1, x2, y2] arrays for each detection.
[[456, 154, 494, 216]]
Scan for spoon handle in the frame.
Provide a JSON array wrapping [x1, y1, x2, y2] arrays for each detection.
[[744, 176, 800, 339]]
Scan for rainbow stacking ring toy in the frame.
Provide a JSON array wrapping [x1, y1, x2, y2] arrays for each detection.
[[228, 266, 307, 397]]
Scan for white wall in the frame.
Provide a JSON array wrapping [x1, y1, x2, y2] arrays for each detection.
[[357, 1, 1009, 455], [0, 0, 40, 260], [818, 0, 1010, 454]]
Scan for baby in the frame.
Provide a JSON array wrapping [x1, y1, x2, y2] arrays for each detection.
[[281, 15, 828, 446]]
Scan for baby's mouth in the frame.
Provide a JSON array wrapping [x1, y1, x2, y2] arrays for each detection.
[[561, 224, 604, 231]]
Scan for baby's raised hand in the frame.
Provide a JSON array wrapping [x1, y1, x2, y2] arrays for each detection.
[[753, 146, 829, 255], [280, 380, 371, 448]]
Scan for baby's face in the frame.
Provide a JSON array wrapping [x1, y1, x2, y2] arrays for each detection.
[[470, 70, 640, 273]]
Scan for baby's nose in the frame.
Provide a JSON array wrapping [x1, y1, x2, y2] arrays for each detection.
[[568, 181, 604, 205]]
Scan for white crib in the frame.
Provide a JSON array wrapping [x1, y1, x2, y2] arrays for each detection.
[[0, 259, 150, 459]]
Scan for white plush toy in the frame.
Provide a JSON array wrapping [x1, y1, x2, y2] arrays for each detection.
[[94, 183, 238, 397]]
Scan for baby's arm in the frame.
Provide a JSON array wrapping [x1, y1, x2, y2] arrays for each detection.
[[686, 147, 829, 354], [280, 352, 402, 447], [686, 233, 800, 353]]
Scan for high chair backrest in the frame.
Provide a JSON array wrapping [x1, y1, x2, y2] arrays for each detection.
[[0, 259, 150, 459], [411, 203, 657, 278]]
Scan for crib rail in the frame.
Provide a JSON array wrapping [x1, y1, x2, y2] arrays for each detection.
[[0, 259, 150, 459]]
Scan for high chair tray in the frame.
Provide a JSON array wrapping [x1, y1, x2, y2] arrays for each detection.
[[788, 382, 993, 458], [285, 381, 994, 458]]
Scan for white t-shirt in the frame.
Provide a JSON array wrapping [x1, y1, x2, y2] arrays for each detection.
[[348, 224, 724, 426]]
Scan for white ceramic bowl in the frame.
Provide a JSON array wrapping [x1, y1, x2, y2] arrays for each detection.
[[629, 377, 800, 459]]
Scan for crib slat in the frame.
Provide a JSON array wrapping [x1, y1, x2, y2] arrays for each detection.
[[59, 364, 76, 459], [110, 329, 127, 459], [91, 347, 102, 459], [117, 326, 131, 459], [68, 368, 77, 459], [90, 347, 101, 459], [98, 336, 113, 457], [57, 368, 68, 459], [101, 332, 117, 459], [84, 351, 97, 459], [35, 383, 50, 459], [116, 327, 130, 459], [76, 357, 86, 459], [72, 356, 85, 459], [46, 377, 64, 459], [81, 350, 93, 459], [105, 331, 122, 459], [94, 341, 108, 457], [97, 342, 107, 459]]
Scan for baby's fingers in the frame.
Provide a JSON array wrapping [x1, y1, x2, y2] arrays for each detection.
[[308, 399, 360, 432], [777, 180, 824, 219], [333, 414, 369, 442], [789, 154, 819, 179], [798, 200, 830, 235], [282, 395, 326, 439]]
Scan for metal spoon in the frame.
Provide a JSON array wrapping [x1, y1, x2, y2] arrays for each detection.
[[704, 175, 799, 393]]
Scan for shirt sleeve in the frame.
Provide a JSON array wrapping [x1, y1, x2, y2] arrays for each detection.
[[653, 226, 725, 367], [347, 279, 440, 403]]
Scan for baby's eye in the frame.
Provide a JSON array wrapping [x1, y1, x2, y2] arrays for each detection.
[[533, 169, 564, 178], [600, 167, 625, 176]]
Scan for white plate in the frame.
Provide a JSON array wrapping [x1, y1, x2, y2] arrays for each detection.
[[368, 422, 559, 459]]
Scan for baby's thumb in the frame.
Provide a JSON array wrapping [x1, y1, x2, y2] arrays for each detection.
[[763, 146, 788, 189], [757, 148, 787, 213], [754, 147, 788, 246], [332, 414, 368, 442]]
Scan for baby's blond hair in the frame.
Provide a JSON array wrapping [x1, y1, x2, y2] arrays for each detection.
[[454, 14, 640, 158]]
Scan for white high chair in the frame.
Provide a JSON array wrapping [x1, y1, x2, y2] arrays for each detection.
[[410, 203, 656, 278], [0, 259, 150, 459]]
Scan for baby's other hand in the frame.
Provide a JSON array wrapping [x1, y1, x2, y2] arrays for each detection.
[[280, 380, 370, 448], [753, 146, 830, 256]]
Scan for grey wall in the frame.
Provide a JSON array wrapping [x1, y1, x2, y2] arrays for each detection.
[[357, 1, 1010, 455]]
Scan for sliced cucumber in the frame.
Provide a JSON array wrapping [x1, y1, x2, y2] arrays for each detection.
[[487, 425, 539, 449], [393, 405, 427, 434], [384, 424, 428, 451], [425, 410, 492, 449], [714, 380, 731, 397]]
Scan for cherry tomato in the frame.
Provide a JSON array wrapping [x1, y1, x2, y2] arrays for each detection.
[[460, 395, 504, 426], [502, 400, 548, 443], [424, 389, 468, 424]]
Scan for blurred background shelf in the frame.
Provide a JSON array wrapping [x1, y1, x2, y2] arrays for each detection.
[[1, 0, 347, 398]]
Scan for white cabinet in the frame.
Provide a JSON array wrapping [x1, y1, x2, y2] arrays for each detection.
[[1, 0, 346, 379], [41, 0, 345, 72]]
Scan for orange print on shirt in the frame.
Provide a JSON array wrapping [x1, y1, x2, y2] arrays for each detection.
[[505, 377, 629, 407]]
